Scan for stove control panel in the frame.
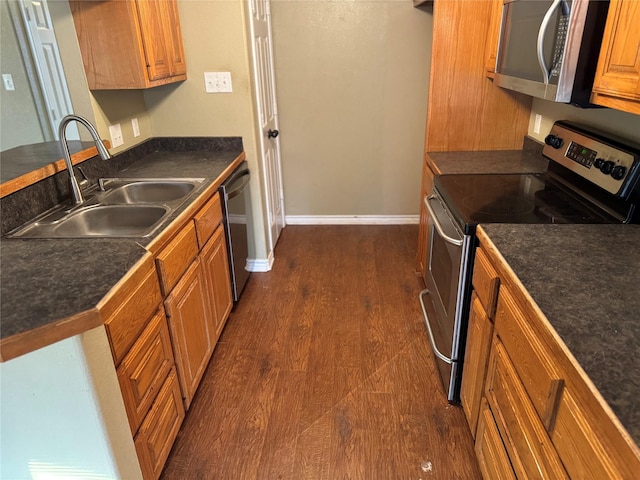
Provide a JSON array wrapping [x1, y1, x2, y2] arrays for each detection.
[[543, 122, 638, 197]]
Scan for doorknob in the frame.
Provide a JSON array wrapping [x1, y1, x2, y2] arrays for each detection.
[[268, 129, 279, 139]]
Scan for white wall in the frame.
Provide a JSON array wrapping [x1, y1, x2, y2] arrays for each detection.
[[0, 327, 142, 480]]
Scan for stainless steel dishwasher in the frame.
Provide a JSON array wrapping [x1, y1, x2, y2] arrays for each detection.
[[219, 161, 251, 302]]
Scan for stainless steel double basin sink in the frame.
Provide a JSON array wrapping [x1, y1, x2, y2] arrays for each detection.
[[10, 178, 205, 238]]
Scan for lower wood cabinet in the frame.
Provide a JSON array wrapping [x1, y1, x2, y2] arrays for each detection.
[[417, 156, 435, 278], [200, 225, 233, 338], [134, 369, 185, 480], [469, 229, 640, 480], [164, 256, 214, 410]]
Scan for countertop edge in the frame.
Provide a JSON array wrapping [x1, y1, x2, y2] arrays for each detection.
[[476, 225, 640, 455]]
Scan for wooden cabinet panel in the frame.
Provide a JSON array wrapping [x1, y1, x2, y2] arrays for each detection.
[[494, 286, 564, 430], [552, 388, 639, 480], [591, 0, 640, 114], [70, 0, 187, 90], [461, 294, 494, 437], [472, 246, 500, 318], [200, 225, 233, 340], [103, 259, 162, 365], [475, 399, 516, 480], [485, 339, 569, 480], [417, 158, 435, 278], [117, 309, 174, 435], [134, 369, 185, 480], [164, 258, 214, 409], [194, 192, 223, 249], [156, 221, 199, 296]]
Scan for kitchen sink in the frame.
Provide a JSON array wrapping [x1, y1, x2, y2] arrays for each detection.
[[8, 177, 207, 239], [99, 179, 201, 204], [10, 205, 170, 238]]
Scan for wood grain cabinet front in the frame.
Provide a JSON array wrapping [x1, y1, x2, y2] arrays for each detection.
[[417, 156, 435, 278], [475, 399, 517, 480], [70, 0, 187, 90], [591, 0, 640, 114], [134, 369, 185, 480]]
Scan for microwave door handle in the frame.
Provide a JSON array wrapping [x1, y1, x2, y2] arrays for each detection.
[[424, 195, 463, 247], [537, 0, 562, 84]]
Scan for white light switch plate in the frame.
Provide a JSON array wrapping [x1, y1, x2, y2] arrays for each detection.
[[2, 74, 15, 91], [204, 71, 232, 93], [534, 114, 542, 134], [109, 123, 124, 148]]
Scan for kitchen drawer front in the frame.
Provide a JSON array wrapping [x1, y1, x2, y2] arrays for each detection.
[[494, 286, 564, 430], [552, 387, 639, 480], [475, 399, 516, 480], [193, 192, 223, 249], [485, 338, 569, 480], [472, 245, 500, 318], [117, 309, 174, 435], [104, 261, 163, 365], [134, 368, 185, 480], [156, 221, 199, 296]]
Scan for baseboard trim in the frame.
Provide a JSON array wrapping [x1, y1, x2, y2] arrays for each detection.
[[246, 252, 274, 272], [285, 215, 419, 225]]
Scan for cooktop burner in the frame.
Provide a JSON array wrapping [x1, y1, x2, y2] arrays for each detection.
[[435, 173, 616, 231]]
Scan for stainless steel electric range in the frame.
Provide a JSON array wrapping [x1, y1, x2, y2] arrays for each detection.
[[419, 120, 640, 402]]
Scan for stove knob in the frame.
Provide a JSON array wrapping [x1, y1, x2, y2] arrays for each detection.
[[600, 160, 615, 175], [611, 165, 627, 180], [545, 134, 564, 149], [594, 158, 605, 169]]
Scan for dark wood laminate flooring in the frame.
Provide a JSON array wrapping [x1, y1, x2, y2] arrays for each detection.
[[161, 225, 481, 480]]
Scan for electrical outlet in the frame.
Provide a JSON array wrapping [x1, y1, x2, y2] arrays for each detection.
[[534, 114, 542, 134], [2, 74, 15, 91], [109, 123, 124, 148], [131, 117, 140, 137], [204, 72, 233, 93]]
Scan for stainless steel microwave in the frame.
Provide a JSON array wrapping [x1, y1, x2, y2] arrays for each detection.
[[493, 0, 610, 107]]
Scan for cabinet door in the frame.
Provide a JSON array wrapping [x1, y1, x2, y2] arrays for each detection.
[[591, 0, 640, 114], [200, 225, 233, 340], [136, 0, 172, 81], [161, 0, 187, 76], [461, 294, 494, 437], [134, 369, 185, 480], [164, 258, 214, 409]]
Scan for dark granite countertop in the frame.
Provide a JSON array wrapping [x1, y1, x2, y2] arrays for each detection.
[[0, 138, 244, 357], [427, 137, 548, 175], [480, 223, 640, 447]]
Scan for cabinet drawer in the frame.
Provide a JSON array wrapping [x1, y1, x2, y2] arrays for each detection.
[[104, 257, 163, 365], [475, 399, 516, 480], [156, 221, 199, 295], [472, 245, 500, 318], [134, 368, 185, 480], [193, 192, 223, 249], [494, 286, 564, 430], [117, 309, 174, 435], [485, 339, 568, 480]]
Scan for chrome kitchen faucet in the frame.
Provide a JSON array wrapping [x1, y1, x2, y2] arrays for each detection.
[[58, 114, 112, 205]]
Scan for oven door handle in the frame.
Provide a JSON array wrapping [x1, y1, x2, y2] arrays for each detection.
[[419, 289, 453, 365], [424, 195, 463, 247]]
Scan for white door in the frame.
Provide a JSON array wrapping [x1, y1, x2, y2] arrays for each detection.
[[20, 0, 78, 140], [248, 0, 285, 252]]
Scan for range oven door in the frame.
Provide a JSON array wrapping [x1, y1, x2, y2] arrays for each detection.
[[419, 192, 473, 402]]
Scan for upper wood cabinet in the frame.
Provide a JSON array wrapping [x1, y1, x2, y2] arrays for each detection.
[[484, 0, 503, 79], [591, 0, 640, 115], [70, 0, 187, 90]]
